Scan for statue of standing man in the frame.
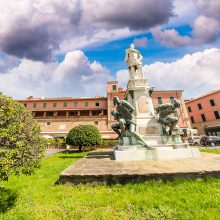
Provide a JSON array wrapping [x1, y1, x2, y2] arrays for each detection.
[[125, 43, 144, 80]]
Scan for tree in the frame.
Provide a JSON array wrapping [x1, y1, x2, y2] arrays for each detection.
[[66, 125, 102, 151], [0, 93, 46, 181]]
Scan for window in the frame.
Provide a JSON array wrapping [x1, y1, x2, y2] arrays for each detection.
[[46, 121, 51, 126], [33, 103, 37, 108], [112, 85, 117, 90], [201, 114, 206, 122], [53, 102, 57, 108], [170, 97, 174, 105], [191, 116, 195, 123], [43, 102, 47, 108], [95, 102, 100, 107], [24, 103, 27, 108], [84, 102, 89, 107], [73, 102, 78, 107], [63, 102, 67, 107], [198, 103, 202, 110], [94, 121, 98, 125], [157, 97, 163, 105], [214, 111, 220, 119], [188, 106, 192, 112], [210, 99, 215, 106]]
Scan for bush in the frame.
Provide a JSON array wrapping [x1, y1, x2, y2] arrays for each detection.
[[66, 125, 101, 151], [101, 139, 118, 147], [0, 187, 17, 213], [0, 93, 46, 181], [46, 138, 66, 148]]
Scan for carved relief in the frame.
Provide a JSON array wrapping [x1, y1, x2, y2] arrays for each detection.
[[139, 126, 160, 135]]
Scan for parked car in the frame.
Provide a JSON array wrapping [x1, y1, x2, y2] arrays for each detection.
[[200, 136, 208, 146], [188, 136, 201, 146], [205, 136, 220, 147]]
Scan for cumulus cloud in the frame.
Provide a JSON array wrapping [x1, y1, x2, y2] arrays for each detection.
[[152, 0, 220, 47], [151, 28, 192, 47], [194, 0, 220, 20], [133, 37, 148, 48], [81, 0, 173, 30], [192, 15, 219, 44], [116, 48, 220, 98], [0, 50, 111, 99], [168, 0, 197, 26], [0, 0, 174, 61]]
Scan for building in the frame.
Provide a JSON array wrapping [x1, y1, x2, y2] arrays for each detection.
[[18, 81, 191, 139], [185, 90, 220, 135]]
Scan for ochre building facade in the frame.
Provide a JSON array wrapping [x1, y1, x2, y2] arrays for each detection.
[[185, 90, 220, 135], [18, 81, 191, 139]]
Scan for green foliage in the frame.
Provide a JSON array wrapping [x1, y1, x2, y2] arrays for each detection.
[[0, 152, 220, 219], [45, 138, 66, 148], [66, 125, 101, 151], [0, 187, 17, 213], [101, 139, 118, 147], [0, 94, 46, 181], [200, 148, 220, 154]]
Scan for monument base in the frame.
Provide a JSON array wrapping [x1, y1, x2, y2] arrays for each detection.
[[113, 146, 200, 161]]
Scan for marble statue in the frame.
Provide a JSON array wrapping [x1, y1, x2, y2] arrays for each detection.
[[111, 96, 148, 147], [125, 43, 144, 80], [154, 99, 181, 136]]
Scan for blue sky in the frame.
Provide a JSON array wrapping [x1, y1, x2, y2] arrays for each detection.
[[0, 0, 219, 99], [83, 28, 190, 74]]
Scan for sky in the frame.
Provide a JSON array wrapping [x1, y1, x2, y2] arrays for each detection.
[[0, 0, 220, 99]]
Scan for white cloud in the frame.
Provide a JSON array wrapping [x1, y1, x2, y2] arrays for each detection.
[[192, 15, 220, 44], [151, 0, 220, 48], [168, 0, 197, 27], [151, 27, 192, 47], [0, 0, 174, 61], [0, 50, 111, 99], [133, 37, 148, 48], [116, 48, 220, 98]]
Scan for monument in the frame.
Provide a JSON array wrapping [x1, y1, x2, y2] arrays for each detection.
[[59, 44, 220, 186], [112, 44, 200, 160]]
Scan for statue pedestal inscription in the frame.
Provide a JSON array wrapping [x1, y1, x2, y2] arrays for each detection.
[[112, 44, 200, 161]]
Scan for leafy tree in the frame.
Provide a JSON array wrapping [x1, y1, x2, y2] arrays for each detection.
[[0, 93, 46, 181], [66, 125, 101, 151]]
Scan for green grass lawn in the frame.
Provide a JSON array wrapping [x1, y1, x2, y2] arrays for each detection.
[[1, 151, 220, 220], [200, 148, 220, 154]]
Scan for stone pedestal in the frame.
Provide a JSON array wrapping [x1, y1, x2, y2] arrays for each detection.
[[113, 78, 200, 161], [113, 147, 200, 161], [125, 79, 163, 148]]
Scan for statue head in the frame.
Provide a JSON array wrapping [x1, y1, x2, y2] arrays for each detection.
[[173, 99, 180, 108], [113, 96, 120, 106], [130, 43, 135, 49]]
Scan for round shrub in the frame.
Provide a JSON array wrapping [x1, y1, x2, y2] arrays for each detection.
[[66, 125, 102, 151]]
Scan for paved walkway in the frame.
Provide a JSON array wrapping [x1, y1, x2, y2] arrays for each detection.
[[59, 149, 220, 185]]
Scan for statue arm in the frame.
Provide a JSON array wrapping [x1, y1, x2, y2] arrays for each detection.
[[138, 54, 143, 63], [121, 100, 135, 111], [152, 111, 159, 121], [112, 110, 120, 121]]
